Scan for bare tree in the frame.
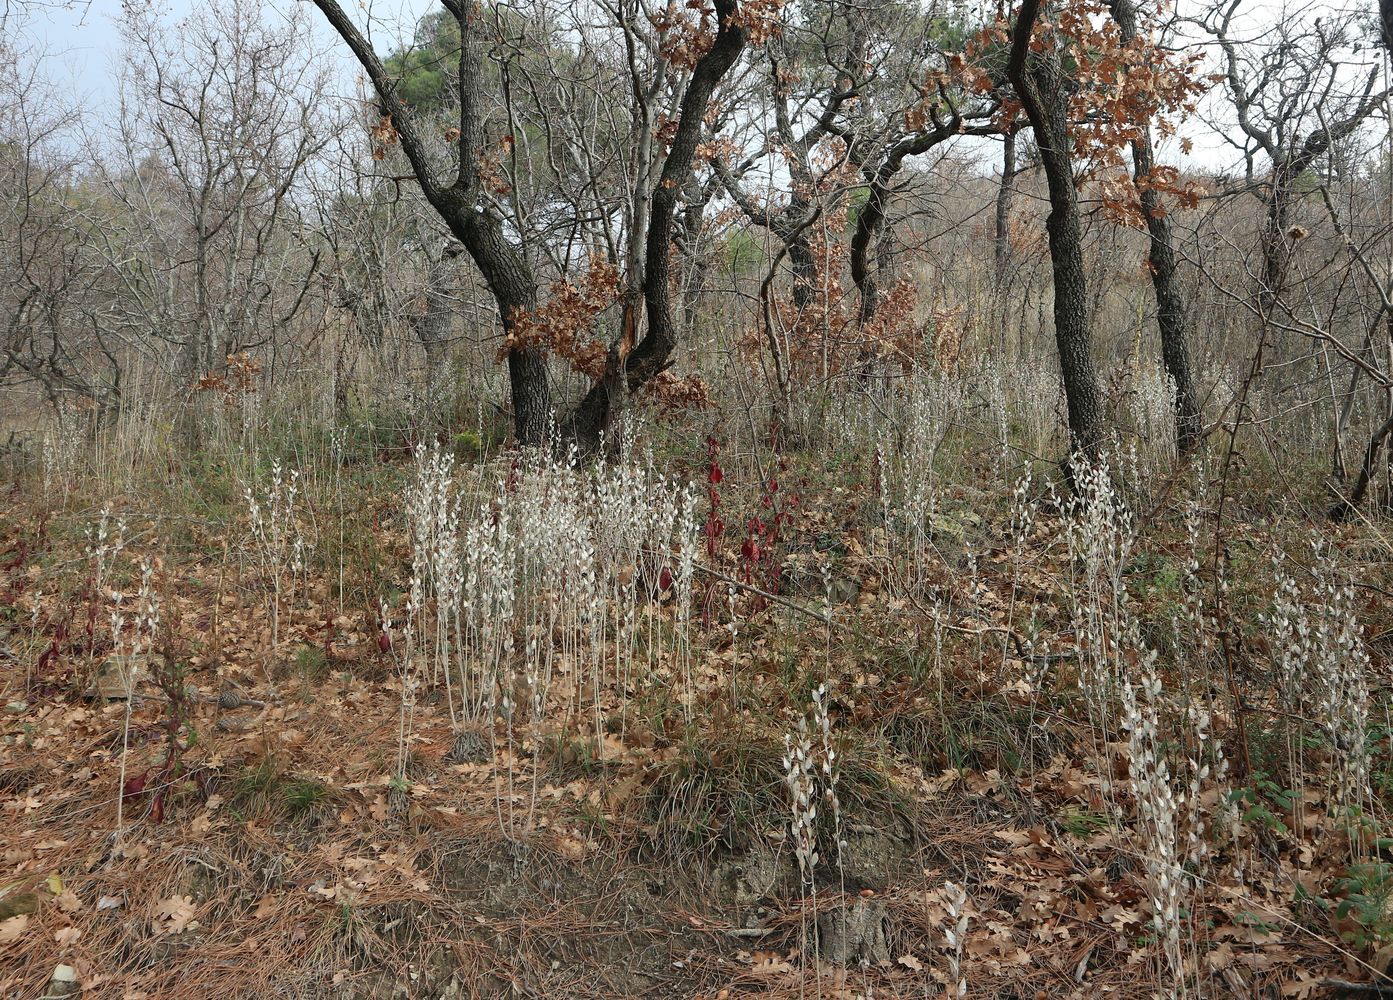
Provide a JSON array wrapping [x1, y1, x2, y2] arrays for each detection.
[[712, 0, 875, 313], [994, 121, 1021, 277], [0, 38, 103, 412], [89, 0, 328, 400], [1206, 0, 1388, 310]]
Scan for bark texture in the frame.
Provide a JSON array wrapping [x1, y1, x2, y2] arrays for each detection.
[[1007, 0, 1105, 460], [313, 0, 550, 444], [1108, 0, 1202, 455]]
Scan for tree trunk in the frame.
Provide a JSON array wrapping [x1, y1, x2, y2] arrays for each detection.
[[450, 204, 550, 445], [310, 0, 551, 446], [1009, 0, 1105, 462], [1260, 166, 1296, 311], [563, 0, 747, 448], [851, 115, 993, 327], [412, 248, 456, 372], [995, 128, 1017, 275], [1138, 139, 1202, 455], [786, 223, 818, 312], [1107, 0, 1201, 455]]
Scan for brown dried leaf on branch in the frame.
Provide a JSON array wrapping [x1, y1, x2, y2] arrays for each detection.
[[501, 255, 620, 379], [651, 0, 716, 69], [369, 115, 398, 161]]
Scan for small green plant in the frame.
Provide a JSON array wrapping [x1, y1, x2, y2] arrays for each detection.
[[229, 755, 332, 820], [1226, 772, 1297, 835], [283, 778, 330, 817], [1127, 551, 1180, 595], [1332, 859, 1393, 951], [547, 734, 598, 779], [294, 644, 328, 684], [1059, 809, 1111, 837], [451, 430, 482, 464]]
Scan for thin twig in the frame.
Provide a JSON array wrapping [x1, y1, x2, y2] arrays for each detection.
[[690, 562, 830, 624]]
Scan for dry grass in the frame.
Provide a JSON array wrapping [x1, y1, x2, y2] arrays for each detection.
[[1, 390, 1391, 998]]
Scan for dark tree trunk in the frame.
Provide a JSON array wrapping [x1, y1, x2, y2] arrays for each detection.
[[1108, 0, 1202, 455], [995, 128, 1017, 275], [1146, 176, 1204, 454], [851, 193, 884, 326], [786, 219, 818, 312], [453, 205, 549, 445], [412, 248, 456, 371], [563, 0, 747, 448], [851, 113, 996, 326], [1260, 166, 1297, 311], [679, 201, 708, 331], [1331, 409, 1393, 522], [1009, 0, 1105, 461], [311, 0, 551, 446]]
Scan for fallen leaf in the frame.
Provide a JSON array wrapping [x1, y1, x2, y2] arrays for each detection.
[[55, 890, 82, 913], [0, 915, 30, 943], [154, 895, 199, 935], [749, 950, 794, 975]]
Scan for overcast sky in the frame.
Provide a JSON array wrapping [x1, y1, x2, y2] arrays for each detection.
[[15, 0, 433, 107], [9, 0, 1383, 175]]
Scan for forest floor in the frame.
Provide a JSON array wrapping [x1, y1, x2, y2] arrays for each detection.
[[1, 434, 1391, 999]]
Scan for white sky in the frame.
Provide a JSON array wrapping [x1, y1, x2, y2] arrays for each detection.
[[13, 0, 434, 107], [9, 0, 1385, 176]]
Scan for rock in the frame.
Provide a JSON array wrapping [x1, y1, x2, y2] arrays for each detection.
[[828, 577, 862, 606], [92, 656, 144, 700], [817, 898, 890, 966], [715, 841, 786, 906], [4, 700, 27, 714], [834, 825, 911, 892], [926, 508, 982, 545], [0, 890, 38, 921], [46, 963, 78, 998]]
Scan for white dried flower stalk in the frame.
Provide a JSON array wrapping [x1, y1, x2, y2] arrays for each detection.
[[1119, 659, 1185, 985], [1062, 452, 1135, 718], [243, 460, 309, 649], [941, 881, 970, 998], [1266, 541, 1372, 824]]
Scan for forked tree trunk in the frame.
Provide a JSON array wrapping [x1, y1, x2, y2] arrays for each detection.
[[851, 113, 995, 327], [563, 0, 747, 449]]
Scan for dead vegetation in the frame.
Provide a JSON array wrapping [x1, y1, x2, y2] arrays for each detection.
[[2, 414, 1392, 998]]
